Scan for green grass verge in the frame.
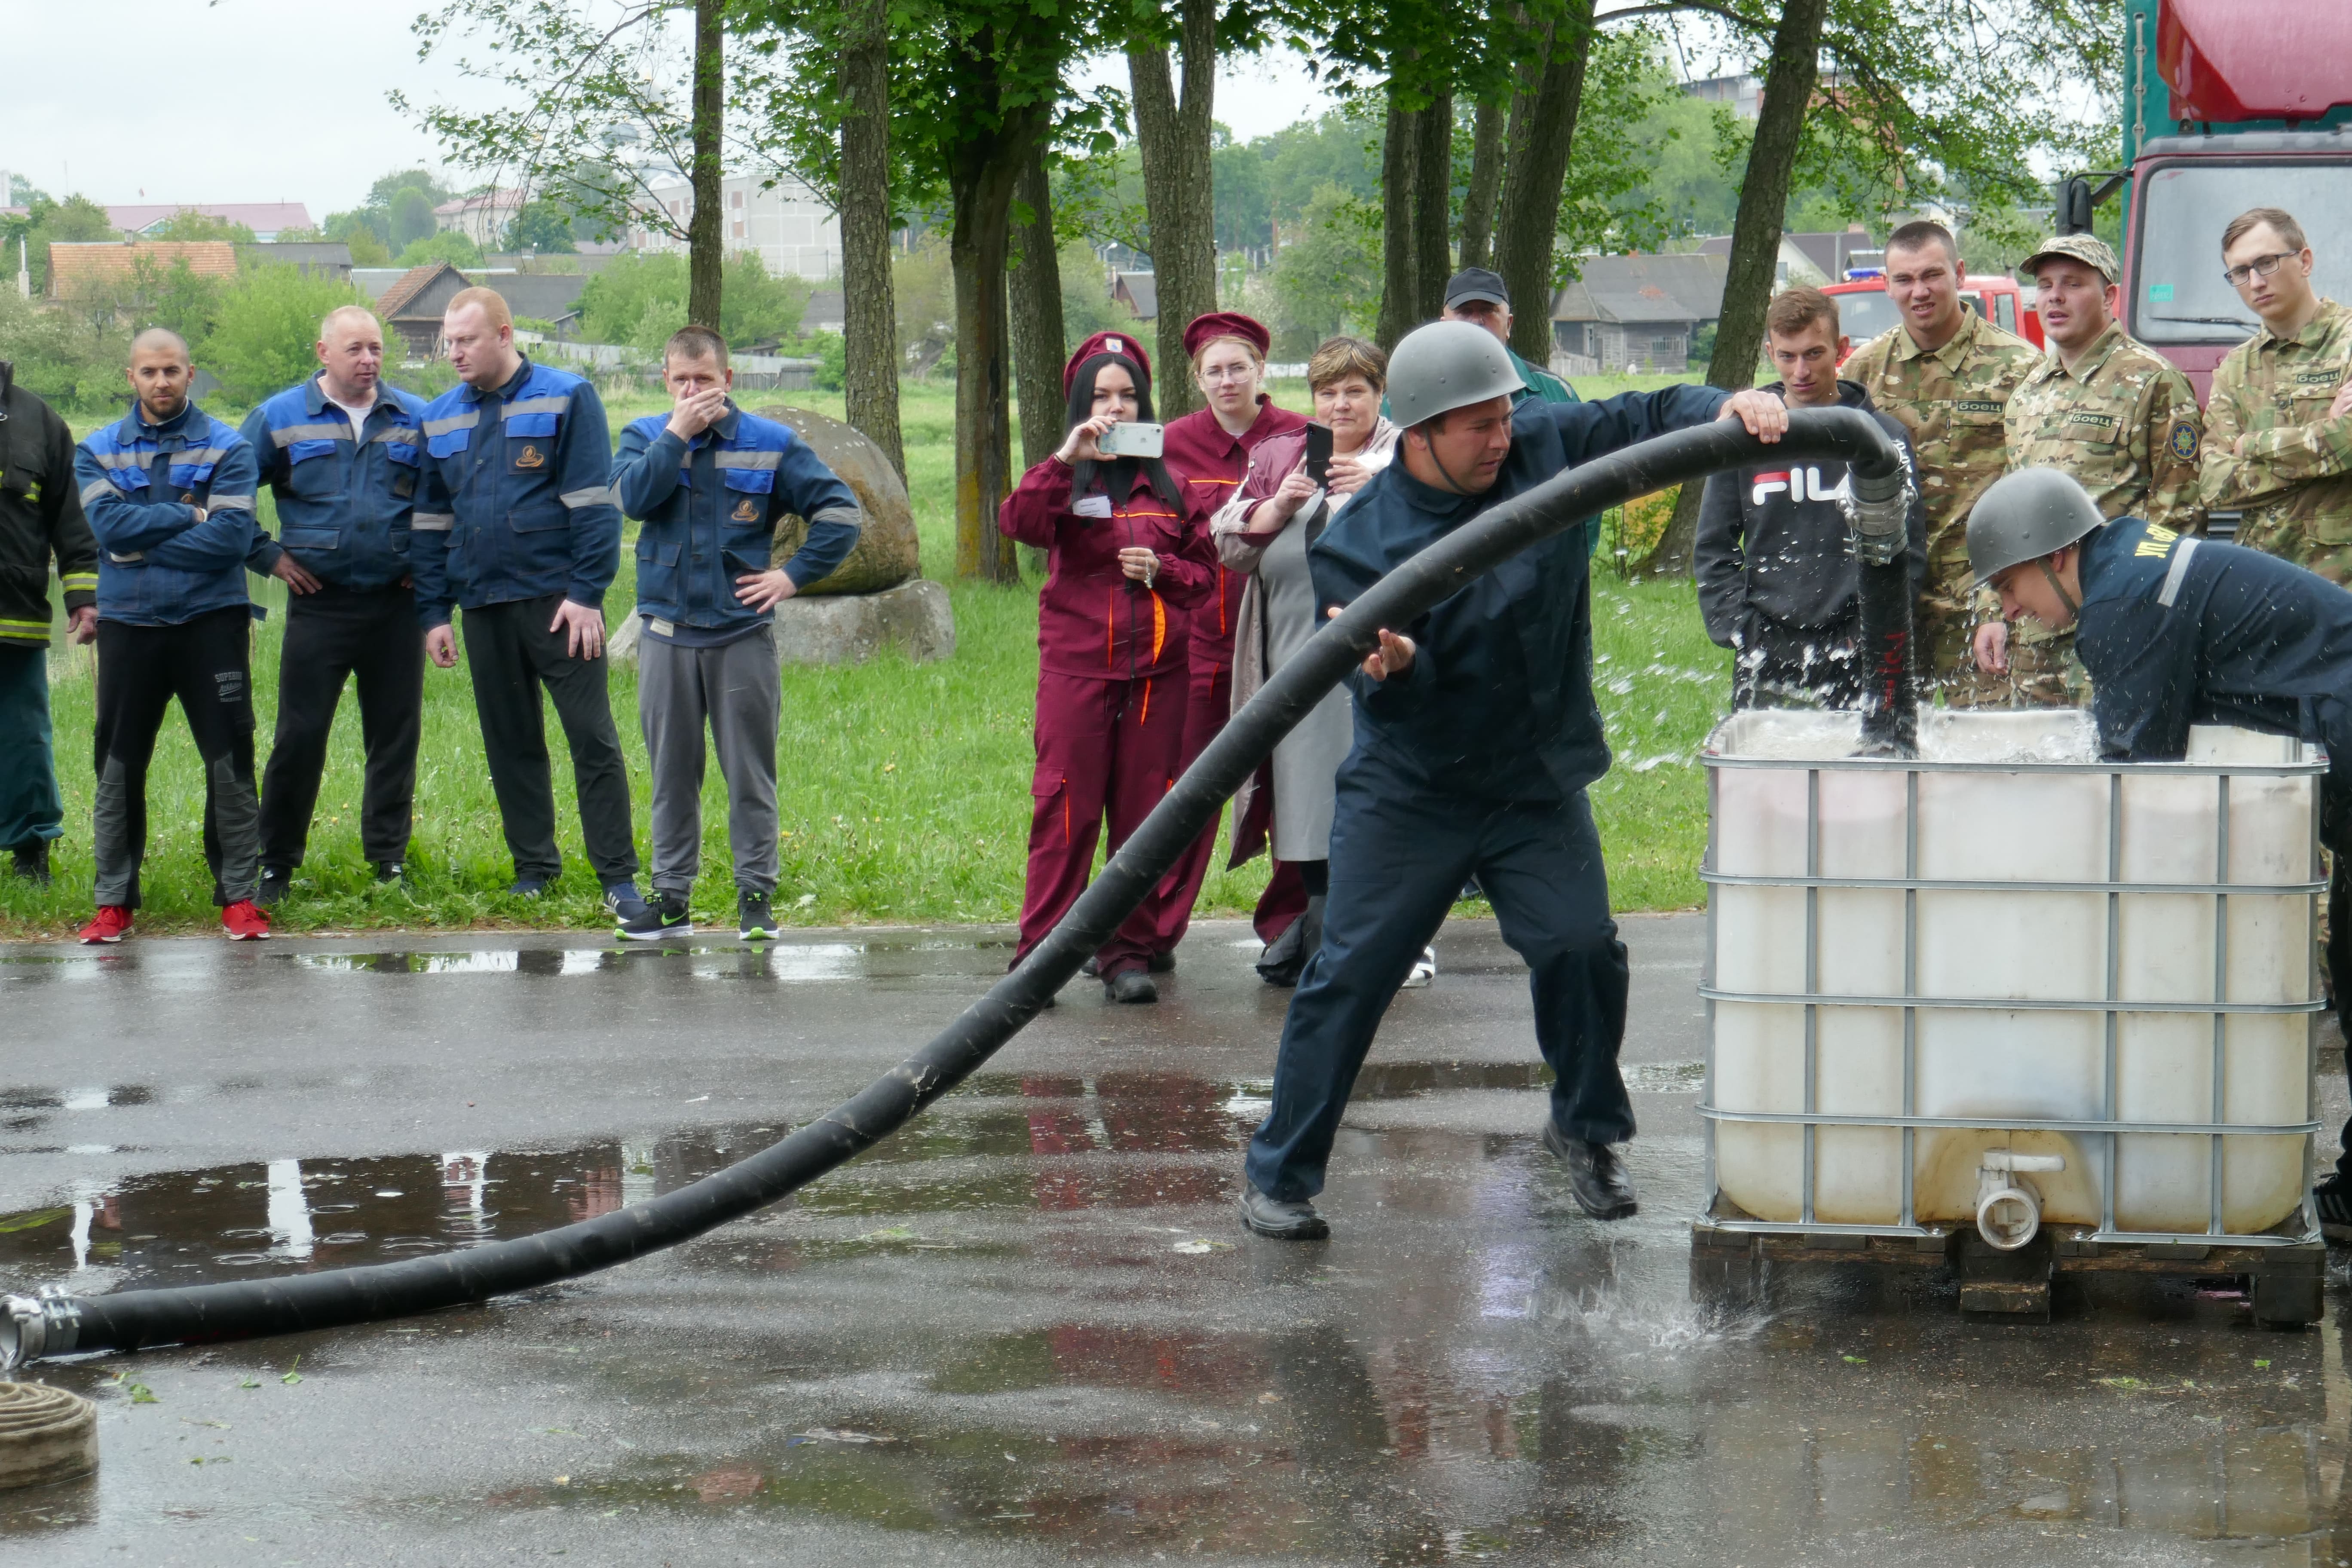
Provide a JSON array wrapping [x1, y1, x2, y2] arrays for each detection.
[[6, 377, 1723, 937]]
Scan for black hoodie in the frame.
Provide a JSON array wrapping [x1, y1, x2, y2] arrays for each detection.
[[1694, 377, 1925, 646], [0, 361, 99, 647]]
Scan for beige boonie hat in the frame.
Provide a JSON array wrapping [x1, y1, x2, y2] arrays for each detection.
[[2022, 233, 2119, 282]]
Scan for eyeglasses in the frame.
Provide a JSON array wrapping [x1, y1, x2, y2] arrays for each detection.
[[2222, 252, 2295, 288]]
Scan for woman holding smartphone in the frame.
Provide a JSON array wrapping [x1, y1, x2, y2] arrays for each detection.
[[1212, 336, 1400, 985], [1149, 312, 1309, 969], [998, 332, 1216, 1003]]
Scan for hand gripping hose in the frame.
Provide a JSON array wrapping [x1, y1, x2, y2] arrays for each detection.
[[2, 407, 1908, 1368]]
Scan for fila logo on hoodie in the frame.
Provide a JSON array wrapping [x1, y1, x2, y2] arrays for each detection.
[[1751, 466, 1853, 506]]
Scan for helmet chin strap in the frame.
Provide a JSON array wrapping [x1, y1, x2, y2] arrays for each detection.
[[1415, 422, 1479, 495], [2036, 552, 2080, 619]]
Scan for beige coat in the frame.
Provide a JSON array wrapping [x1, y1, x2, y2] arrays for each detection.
[[1209, 418, 1399, 865]]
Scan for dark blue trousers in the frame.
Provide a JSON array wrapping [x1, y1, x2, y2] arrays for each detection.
[[1244, 765, 1634, 1203], [0, 643, 62, 850]]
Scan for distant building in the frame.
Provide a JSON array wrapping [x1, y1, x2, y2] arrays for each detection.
[[1548, 253, 1731, 374], [1111, 271, 1158, 321], [490, 272, 593, 340], [632, 172, 840, 281], [435, 190, 527, 248], [1698, 227, 1883, 288], [803, 288, 845, 334], [106, 203, 314, 242], [48, 241, 239, 302], [1684, 74, 1761, 119], [236, 241, 353, 282], [375, 262, 475, 360]]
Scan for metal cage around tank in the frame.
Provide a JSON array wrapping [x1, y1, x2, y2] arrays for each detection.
[[1694, 712, 2327, 1253]]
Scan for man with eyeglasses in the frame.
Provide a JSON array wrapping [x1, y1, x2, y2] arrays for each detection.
[[2202, 206, 2352, 580]]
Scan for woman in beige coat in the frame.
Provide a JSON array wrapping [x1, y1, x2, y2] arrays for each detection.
[[1211, 337, 1401, 985]]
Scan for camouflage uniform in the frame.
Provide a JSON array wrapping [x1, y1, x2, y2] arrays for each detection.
[[2000, 318, 2205, 703], [2201, 297, 2352, 582], [1841, 309, 2042, 705]]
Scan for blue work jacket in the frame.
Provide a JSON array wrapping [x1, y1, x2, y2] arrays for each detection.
[[74, 399, 263, 627], [239, 376, 427, 592], [612, 404, 862, 636], [2076, 515, 2352, 770], [411, 356, 619, 628], [1308, 386, 1728, 799]]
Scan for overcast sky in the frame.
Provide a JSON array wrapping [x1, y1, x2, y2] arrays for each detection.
[[2, 0, 1337, 220]]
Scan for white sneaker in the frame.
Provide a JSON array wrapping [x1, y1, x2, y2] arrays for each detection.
[[1402, 946, 1436, 988]]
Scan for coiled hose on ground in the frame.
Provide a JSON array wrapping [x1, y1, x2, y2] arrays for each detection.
[[3, 407, 1909, 1368]]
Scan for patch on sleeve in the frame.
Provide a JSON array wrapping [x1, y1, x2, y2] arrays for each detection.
[[2167, 419, 2199, 461]]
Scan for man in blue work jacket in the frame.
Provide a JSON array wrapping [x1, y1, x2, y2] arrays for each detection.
[[73, 328, 304, 943], [240, 305, 428, 905], [1237, 321, 1788, 1239], [412, 286, 645, 920], [611, 325, 862, 943], [1969, 466, 2352, 1239]]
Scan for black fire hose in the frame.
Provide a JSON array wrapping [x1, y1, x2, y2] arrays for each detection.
[[1, 406, 1910, 1367]]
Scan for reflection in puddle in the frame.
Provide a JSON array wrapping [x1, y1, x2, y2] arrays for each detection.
[[282, 943, 866, 980]]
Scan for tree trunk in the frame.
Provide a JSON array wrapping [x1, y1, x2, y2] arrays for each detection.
[[1125, 0, 1218, 420], [686, 0, 725, 329], [837, 0, 903, 478], [1411, 89, 1454, 321], [1493, 0, 1592, 366], [1457, 96, 1507, 271], [1640, 0, 1828, 578], [949, 85, 1047, 583], [1010, 144, 1067, 469], [1376, 84, 1418, 352]]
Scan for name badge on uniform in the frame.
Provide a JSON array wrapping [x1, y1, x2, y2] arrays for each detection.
[[1074, 495, 1113, 518]]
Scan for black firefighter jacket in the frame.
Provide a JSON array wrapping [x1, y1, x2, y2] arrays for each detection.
[[0, 361, 97, 648]]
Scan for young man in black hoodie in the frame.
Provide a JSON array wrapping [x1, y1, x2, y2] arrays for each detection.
[[1695, 287, 1927, 707]]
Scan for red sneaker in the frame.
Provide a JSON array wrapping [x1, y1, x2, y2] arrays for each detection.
[[79, 906, 133, 944], [221, 899, 272, 941]]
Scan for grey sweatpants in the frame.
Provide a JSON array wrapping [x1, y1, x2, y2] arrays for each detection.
[[637, 627, 781, 896]]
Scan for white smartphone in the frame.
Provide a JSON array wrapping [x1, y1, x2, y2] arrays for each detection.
[[1096, 421, 1165, 459]]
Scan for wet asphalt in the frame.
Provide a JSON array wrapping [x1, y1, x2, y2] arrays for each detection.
[[3, 915, 2352, 1566]]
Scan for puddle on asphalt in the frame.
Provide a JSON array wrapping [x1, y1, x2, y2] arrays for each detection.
[[0, 1060, 1636, 1289], [284, 943, 867, 980]]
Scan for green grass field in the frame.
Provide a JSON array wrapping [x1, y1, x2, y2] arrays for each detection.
[[0, 374, 1724, 937]]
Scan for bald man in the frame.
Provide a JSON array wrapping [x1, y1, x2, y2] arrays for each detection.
[[73, 329, 277, 941], [239, 306, 429, 905]]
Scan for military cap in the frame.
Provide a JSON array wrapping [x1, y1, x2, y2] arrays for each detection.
[[2023, 233, 2120, 283]]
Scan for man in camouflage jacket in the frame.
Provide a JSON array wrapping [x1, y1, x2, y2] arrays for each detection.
[[2201, 207, 2352, 581], [1841, 220, 2042, 705], [1980, 233, 2203, 703]]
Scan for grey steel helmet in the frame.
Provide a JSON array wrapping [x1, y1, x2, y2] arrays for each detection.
[[1385, 320, 1523, 429], [1967, 466, 2106, 585]]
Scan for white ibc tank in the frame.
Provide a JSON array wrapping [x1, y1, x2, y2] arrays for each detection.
[[1703, 710, 2320, 1239]]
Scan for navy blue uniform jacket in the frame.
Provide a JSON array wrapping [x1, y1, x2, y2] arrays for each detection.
[[2078, 515, 2352, 768], [1307, 387, 1729, 798]]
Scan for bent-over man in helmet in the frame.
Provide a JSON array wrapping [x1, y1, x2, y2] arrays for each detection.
[[1237, 320, 1788, 1240], [1968, 466, 2352, 1236]]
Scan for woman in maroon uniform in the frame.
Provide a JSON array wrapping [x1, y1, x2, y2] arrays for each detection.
[[999, 332, 1216, 1003], [1148, 312, 1309, 968]]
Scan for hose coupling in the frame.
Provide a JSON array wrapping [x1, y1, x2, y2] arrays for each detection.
[[1845, 454, 1914, 567], [1975, 1151, 2065, 1251], [0, 1290, 82, 1370]]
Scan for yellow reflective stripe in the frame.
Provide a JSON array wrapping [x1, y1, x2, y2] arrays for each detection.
[[60, 573, 98, 590]]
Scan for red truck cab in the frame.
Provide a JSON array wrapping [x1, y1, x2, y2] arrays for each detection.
[[2114, 0, 2352, 400], [1824, 275, 2043, 367]]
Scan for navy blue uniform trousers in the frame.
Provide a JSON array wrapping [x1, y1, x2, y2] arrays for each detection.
[[1244, 762, 1634, 1203]]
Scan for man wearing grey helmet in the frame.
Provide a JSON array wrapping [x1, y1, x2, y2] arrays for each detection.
[[1968, 465, 2352, 1234], [1237, 319, 1787, 1239]]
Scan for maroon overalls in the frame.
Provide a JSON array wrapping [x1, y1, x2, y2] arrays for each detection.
[[1000, 456, 1217, 977]]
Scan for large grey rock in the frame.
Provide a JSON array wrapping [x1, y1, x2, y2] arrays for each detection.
[[606, 578, 953, 667], [747, 404, 919, 594]]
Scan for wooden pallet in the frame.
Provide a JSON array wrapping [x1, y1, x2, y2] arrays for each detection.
[[1689, 1213, 2325, 1327]]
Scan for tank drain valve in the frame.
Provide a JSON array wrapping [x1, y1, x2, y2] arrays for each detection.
[[1976, 1151, 2066, 1251]]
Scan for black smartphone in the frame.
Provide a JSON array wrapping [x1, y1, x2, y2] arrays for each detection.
[[1304, 423, 1334, 486]]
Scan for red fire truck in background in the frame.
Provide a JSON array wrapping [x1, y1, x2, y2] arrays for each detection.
[[1823, 274, 2042, 366]]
